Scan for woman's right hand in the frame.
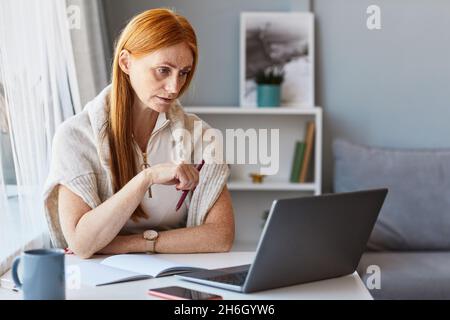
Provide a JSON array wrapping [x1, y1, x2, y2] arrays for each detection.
[[145, 163, 200, 191]]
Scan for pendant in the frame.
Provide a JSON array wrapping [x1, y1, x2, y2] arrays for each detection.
[[141, 152, 152, 198], [148, 186, 152, 198]]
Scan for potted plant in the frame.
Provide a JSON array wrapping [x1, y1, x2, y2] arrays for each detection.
[[255, 66, 284, 107]]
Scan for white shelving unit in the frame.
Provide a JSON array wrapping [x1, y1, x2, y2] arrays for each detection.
[[184, 106, 323, 248], [185, 106, 321, 115], [227, 181, 316, 191]]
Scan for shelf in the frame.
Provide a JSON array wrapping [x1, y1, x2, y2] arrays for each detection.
[[184, 106, 321, 115], [227, 180, 316, 191], [181, 104, 322, 246]]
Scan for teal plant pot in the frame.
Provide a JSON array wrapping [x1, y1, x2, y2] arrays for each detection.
[[257, 84, 281, 107]]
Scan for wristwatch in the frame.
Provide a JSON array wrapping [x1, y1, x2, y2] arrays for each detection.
[[143, 229, 159, 253]]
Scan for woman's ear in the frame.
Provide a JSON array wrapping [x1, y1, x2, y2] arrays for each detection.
[[118, 49, 131, 75]]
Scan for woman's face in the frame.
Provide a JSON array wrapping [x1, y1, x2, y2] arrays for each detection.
[[119, 42, 194, 112]]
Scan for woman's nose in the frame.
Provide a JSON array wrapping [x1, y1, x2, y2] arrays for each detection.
[[165, 74, 182, 95]]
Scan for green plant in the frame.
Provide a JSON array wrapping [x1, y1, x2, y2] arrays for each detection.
[[255, 66, 285, 85]]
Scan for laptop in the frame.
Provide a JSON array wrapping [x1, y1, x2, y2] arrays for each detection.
[[177, 188, 388, 293]]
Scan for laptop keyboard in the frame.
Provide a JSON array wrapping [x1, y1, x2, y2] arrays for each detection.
[[207, 270, 249, 286]]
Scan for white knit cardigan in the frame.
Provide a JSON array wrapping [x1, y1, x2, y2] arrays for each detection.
[[43, 85, 230, 248]]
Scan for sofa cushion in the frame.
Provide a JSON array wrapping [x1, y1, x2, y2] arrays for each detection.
[[333, 139, 450, 251], [357, 252, 450, 299]]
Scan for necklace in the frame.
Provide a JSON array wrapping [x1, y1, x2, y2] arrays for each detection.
[[133, 132, 152, 199], [141, 151, 152, 198]]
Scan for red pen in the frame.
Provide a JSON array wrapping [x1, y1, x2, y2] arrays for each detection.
[[176, 160, 205, 211]]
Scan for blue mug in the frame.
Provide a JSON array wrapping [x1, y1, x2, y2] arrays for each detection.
[[11, 249, 66, 300]]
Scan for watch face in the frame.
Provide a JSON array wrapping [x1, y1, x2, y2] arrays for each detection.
[[144, 230, 158, 240]]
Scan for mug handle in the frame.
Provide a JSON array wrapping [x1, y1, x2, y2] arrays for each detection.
[[11, 256, 22, 290]]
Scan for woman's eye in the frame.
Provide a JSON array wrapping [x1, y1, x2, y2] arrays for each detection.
[[180, 71, 190, 77], [157, 67, 170, 75]]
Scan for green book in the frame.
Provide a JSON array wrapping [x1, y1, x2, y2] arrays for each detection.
[[289, 141, 306, 183]]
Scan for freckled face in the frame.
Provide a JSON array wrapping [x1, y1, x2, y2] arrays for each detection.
[[121, 42, 194, 112]]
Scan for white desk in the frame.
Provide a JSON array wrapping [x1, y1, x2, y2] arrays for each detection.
[[0, 251, 372, 300]]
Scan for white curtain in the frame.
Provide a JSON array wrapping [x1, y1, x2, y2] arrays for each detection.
[[0, 0, 81, 275], [0, 80, 12, 269], [67, 0, 109, 106], [0, 67, 10, 264]]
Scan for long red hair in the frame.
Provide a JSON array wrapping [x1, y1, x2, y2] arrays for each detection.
[[106, 8, 198, 221]]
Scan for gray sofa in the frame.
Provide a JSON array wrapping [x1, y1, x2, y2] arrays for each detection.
[[333, 139, 450, 299]]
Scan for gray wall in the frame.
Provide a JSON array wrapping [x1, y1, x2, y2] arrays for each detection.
[[102, 0, 450, 191], [314, 0, 450, 191], [101, 0, 310, 105]]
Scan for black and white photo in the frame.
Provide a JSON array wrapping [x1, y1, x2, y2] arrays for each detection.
[[240, 12, 314, 107]]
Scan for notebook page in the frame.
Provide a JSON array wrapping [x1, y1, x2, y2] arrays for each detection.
[[78, 261, 151, 286], [101, 254, 194, 277]]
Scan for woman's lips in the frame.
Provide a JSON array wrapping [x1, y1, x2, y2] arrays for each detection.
[[157, 96, 173, 103]]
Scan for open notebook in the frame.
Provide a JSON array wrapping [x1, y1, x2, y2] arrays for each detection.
[[77, 254, 206, 286]]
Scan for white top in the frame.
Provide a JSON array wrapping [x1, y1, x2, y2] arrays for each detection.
[[43, 85, 231, 248], [122, 112, 188, 234]]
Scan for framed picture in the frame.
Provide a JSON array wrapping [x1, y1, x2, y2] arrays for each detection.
[[240, 12, 314, 108]]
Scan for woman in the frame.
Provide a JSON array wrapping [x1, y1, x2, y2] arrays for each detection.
[[43, 8, 234, 259]]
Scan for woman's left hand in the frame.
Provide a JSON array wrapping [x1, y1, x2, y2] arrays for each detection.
[[145, 162, 199, 190]]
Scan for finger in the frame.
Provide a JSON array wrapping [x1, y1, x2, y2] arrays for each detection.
[[175, 172, 187, 190], [188, 165, 200, 187], [189, 164, 201, 188], [182, 164, 196, 189], [176, 165, 191, 190]]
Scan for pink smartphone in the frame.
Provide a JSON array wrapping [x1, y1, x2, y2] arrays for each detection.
[[148, 286, 223, 300]]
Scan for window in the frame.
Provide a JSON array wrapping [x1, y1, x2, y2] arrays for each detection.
[[0, 1, 81, 276], [0, 63, 50, 276], [0, 67, 19, 272]]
